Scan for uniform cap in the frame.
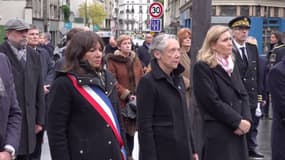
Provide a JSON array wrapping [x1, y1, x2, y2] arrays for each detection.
[[228, 16, 251, 29]]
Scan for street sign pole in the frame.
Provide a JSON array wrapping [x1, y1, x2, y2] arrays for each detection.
[[148, 2, 164, 32]]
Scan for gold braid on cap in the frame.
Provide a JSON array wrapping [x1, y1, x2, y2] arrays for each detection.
[[231, 19, 250, 28]]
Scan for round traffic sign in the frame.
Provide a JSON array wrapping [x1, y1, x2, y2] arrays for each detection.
[[148, 2, 164, 19]]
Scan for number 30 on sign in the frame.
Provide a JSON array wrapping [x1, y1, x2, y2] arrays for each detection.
[[148, 2, 164, 19]]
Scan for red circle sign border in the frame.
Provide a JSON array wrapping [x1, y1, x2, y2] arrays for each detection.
[[148, 2, 164, 19]]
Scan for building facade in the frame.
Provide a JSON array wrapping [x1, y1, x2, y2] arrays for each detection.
[[171, 0, 285, 53], [114, 0, 153, 35], [0, 0, 61, 44]]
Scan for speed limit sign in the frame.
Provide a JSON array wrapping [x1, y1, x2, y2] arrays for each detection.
[[148, 2, 164, 19]]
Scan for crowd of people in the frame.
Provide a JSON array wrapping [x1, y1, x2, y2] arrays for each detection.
[[0, 15, 284, 160]]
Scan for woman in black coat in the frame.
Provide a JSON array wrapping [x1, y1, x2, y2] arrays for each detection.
[[47, 31, 130, 160], [193, 25, 252, 160], [137, 34, 198, 160]]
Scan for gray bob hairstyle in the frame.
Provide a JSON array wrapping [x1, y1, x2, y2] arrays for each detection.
[[149, 33, 177, 57]]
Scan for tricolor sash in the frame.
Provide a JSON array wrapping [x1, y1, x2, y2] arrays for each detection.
[[68, 75, 127, 160]]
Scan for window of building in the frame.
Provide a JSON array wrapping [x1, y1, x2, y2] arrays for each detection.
[[256, 6, 261, 16], [264, 6, 269, 17], [240, 6, 249, 16], [38, 0, 41, 17], [132, 6, 134, 13], [139, 6, 143, 13], [212, 6, 216, 16], [220, 6, 236, 16], [54, 6, 58, 19], [147, 0, 150, 3], [126, 5, 129, 13], [274, 7, 278, 17]]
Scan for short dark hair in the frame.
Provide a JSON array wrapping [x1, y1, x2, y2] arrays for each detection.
[[64, 31, 104, 72], [271, 31, 283, 44], [66, 27, 85, 42], [29, 24, 38, 30]]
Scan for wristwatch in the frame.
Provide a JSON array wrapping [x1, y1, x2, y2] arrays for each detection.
[[4, 145, 16, 160]]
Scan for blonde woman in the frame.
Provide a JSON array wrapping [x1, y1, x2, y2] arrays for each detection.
[[193, 25, 251, 160]]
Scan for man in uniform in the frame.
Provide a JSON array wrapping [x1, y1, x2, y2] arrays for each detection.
[[229, 16, 264, 159]]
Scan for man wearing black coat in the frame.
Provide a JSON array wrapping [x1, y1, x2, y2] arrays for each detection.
[[137, 33, 153, 69], [39, 32, 54, 58], [268, 56, 285, 160], [104, 36, 118, 55], [27, 25, 55, 160], [0, 53, 22, 160], [229, 16, 264, 159], [0, 18, 45, 160]]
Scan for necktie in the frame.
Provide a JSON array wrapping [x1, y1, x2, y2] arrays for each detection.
[[18, 49, 26, 68], [240, 47, 248, 65]]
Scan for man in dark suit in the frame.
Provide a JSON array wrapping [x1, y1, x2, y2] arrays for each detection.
[[26, 24, 55, 160], [0, 18, 45, 160], [229, 16, 264, 159], [0, 53, 22, 160], [137, 33, 153, 69], [39, 32, 54, 58], [268, 56, 285, 160]]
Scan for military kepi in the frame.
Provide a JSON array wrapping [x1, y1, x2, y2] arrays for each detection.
[[228, 16, 251, 29]]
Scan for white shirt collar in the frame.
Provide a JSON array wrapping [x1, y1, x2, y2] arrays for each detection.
[[233, 39, 246, 49]]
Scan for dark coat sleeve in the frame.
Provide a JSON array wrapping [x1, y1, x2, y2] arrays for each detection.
[[268, 64, 285, 114], [193, 62, 242, 130], [137, 76, 157, 160], [43, 50, 55, 85], [1, 54, 22, 151]]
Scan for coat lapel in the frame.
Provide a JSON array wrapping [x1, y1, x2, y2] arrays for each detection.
[[213, 65, 232, 87], [244, 44, 257, 77], [213, 65, 241, 94], [2, 42, 25, 71], [233, 43, 242, 61], [230, 66, 244, 94]]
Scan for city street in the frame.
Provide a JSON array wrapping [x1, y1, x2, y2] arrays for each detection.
[[41, 118, 273, 160]]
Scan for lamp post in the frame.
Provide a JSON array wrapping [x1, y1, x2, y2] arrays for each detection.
[[190, 0, 212, 158], [85, 0, 88, 26]]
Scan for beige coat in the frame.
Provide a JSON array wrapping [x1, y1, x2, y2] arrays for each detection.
[[180, 49, 191, 108]]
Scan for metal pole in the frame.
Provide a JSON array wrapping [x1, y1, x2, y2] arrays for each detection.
[[85, 0, 88, 26], [190, 0, 212, 157], [43, 0, 48, 32]]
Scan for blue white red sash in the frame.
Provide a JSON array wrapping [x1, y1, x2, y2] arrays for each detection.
[[68, 75, 127, 160]]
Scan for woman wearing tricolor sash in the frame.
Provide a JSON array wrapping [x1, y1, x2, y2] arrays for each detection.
[[47, 31, 130, 160]]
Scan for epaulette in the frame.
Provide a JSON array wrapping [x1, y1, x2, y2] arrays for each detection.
[[273, 44, 285, 50], [246, 41, 257, 46]]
